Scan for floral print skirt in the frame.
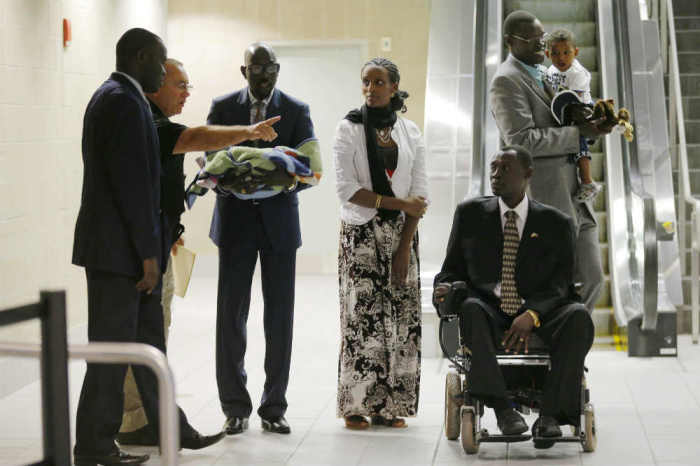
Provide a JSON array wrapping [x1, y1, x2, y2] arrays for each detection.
[[336, 215, 421, 418]]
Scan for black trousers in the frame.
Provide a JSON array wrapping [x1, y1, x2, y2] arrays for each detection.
[[74, 269, 194, 456], [216, 241, 296, 420], [458, 298, 594, 425]]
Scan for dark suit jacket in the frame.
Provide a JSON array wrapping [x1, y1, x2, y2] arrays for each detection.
[[434, 196, 578, 319], [206, 87, 315, 250], [72, 73, 163, 278]]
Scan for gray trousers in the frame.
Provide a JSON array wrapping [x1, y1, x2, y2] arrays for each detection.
[[573, 203, 604, 312]]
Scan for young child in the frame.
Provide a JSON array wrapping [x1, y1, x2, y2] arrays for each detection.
[[546, 29, 600, 203]]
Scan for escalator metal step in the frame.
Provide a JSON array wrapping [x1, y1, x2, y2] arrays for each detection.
[[684, 119, 700, 143], [673, 1, 700, 17], [541, 21, 597, 46], [592, 306, 615, 336], [675, 16, 700, 30], [504, 0, 596, 22], [678, 52, 700, 73], [675, 30, 700, 52]]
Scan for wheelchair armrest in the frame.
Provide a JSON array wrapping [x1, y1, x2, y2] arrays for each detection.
[[434, 281, 468, 318]]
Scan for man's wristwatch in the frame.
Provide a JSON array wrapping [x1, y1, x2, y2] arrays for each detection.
[[526, 309, 541, 328]]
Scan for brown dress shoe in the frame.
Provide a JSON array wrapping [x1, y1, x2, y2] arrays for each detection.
[[344, 415, 369, 430]]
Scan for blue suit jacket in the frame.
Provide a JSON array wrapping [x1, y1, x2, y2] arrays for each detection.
[[72, 73, 164, 278], [206, 88, 315, 251]]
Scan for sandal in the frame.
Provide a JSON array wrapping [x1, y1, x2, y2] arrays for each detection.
[[344, 415, 369, 430], [370, 415, 407, 428]]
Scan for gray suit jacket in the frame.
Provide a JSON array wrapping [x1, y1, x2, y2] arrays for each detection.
[[489, 54, 594, 225]]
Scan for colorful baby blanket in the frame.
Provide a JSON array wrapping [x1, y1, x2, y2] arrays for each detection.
[[186, 138, 321, 207]]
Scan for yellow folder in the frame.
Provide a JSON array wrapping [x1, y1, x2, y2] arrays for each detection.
[[171, 246, 195, 298]]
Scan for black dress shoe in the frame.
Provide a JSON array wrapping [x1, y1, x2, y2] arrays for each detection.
[[74, 449, 149, 465], [532, 415, 562, 437], [532, 415, 562, 449], [261, 415, 291, 434], [181, 430, 226, 450], [116, 426, 158, 447], [223, 416, 249, 435], [495, 408, 528, 435]]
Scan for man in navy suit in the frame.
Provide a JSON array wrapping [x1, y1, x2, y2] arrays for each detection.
[[434, 147, 593, 445], [72, 29, 220, 465], [207, 42, 316, 436]]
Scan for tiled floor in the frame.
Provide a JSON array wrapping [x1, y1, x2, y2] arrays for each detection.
[[2, 257, 700, 465]]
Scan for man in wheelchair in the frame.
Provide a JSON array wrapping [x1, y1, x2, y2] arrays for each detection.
[[433, 146, 594, 444]]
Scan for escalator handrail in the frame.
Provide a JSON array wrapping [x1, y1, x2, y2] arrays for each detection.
[[612, 0, 659, 331], [665, 0, 700, 342]]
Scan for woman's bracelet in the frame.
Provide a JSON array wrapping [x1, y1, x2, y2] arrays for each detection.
[[375, 194, 383, 209]]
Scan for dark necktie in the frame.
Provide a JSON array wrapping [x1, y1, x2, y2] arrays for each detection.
[[500, 210, 522, 316], [252, 101, 264, 123]]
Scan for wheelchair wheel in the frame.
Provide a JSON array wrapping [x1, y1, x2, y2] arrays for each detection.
[[582, 403, 596, 452], [460, 406, 479, 454], [445, 371, 461, 440]]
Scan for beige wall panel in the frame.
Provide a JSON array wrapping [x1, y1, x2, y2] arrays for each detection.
[[342, 0, 370, 39]]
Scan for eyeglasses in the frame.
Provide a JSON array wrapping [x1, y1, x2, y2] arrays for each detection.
[[509, 32, 549, 45], [246, 63, 280, 75], [175, 82, 193, 91]]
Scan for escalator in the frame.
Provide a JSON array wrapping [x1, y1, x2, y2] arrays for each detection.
[[422, 0, 683, 357]]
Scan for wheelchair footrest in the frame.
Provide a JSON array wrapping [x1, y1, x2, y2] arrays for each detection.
[[532, 435, 582, 443], [480, 431, 532, 443]]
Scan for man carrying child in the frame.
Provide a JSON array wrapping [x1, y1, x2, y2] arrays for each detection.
[[488, 10, 611, 313]]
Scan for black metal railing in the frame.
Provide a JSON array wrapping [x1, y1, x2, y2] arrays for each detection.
[[0, 291, 71, 466]]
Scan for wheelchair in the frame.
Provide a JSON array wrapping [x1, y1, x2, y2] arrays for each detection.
[[436, 282, 596, 454]]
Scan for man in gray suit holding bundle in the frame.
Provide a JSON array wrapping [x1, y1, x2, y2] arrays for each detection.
[[489, 10, 611, 312]]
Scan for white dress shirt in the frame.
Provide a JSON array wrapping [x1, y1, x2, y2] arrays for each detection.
[[494, 194, 529, 297], [333, 116, 429, 225], [498, 193, 529, 240]]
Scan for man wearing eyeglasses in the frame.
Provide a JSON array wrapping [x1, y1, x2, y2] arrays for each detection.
[[206, 42, 316, 436], [116, 57, 281, 449], [489, 10, 610, 315]]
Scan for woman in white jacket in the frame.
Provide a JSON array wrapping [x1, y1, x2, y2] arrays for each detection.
[[333, 57, 429, 430]]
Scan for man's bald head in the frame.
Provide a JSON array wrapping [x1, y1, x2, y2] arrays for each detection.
[[503, 10, 546, 66], [503, 10, 538, 37], [240, 42, 279, 100], [244, 42, 277, 66]]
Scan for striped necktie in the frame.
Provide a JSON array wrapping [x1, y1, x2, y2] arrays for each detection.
[[500, 210, 522, 316], [252, 101, 264, 123]]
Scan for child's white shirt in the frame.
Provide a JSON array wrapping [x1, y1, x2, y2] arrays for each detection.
[[547, 59, 593, 104]]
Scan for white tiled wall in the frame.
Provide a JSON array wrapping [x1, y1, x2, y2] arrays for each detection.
[[0, 0, 167, 395]]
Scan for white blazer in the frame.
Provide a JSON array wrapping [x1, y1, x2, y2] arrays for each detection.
[[333, 116, 429, 225]]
